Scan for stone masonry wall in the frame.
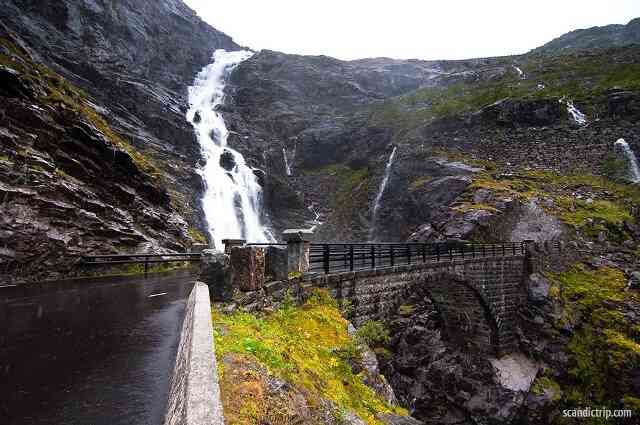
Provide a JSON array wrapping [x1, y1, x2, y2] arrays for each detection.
[[235, 255, 527, 355]]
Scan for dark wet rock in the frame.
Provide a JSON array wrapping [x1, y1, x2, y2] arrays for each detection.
[[629, 271, 640, 289], [199, 250, 232, 301], [219, 150, 236, 171], [0, 1, 241, 281], [376, 413, 424, 425], [383, 299, 536, 424], [471, 97, 563, 127], [527, 273, 552, 304]]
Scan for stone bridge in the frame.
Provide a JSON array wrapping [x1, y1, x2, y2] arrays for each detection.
[[203, 232, 554, 357]]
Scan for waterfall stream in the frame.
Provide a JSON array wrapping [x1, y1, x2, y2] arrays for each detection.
[[369, 147, 397, 241], [614, 138, 640, 183], [283, 147, 292, 176], [187, 49, 273, 249], [560, 97, 587, 125]]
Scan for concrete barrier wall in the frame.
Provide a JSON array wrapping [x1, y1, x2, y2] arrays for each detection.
[[164, 282, 224, 425]]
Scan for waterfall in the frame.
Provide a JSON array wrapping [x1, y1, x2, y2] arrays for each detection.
[[282, 147, 292, 176], [369, 147, 397, 241], [614, 138, 640, 183], [560, 97, 587, 125], [187, 49, 273, 249], [514, 65, 526, 80], [307, 204, 323, 232]]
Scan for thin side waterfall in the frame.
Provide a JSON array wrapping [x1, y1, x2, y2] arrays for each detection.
[[560, 97, 587, 125], [187, 49, 273, 249], [513, 65, 526, 80], [614, 138, 640, 183], [282, 147, 292, 176], [369, 147, 397, 241]]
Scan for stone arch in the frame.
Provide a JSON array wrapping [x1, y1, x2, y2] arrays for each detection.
[[411, 271, 501, 355]]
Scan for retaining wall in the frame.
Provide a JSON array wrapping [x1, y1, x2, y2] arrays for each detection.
[[164, 282, 224, 425]]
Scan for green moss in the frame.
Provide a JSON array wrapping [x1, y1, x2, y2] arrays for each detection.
[[452, 202, 499, 214], [287, 271, 302, 280], [212, 289, 406, 424], [398, 304, 416, 316], [550, 265, 640, 408], [187, 227, 207, 244], [408, 176, 432, 192], [0, 37, 163, 184], [0, 154, 12, 164], [531, 376, 562, 401]]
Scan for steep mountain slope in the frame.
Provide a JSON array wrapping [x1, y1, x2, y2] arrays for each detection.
[[0, 0, 239, 282], [223, 45, 640, 242], [533, 17, 640, 54], [0, 0, 239, 232]]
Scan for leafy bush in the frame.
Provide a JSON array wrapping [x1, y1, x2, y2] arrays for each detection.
[[355, 320, 390, 348]]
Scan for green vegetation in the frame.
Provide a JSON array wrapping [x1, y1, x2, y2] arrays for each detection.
[[354, 320, 390, 348], [452, 202, 499, 214], [187, 227, 207, 244], [0, 37, 163, 183], [408, 176, 432, 192], [549, 265, 640, 410], [370, 46, 640, 135], [600, 153, 631, 181], [212, 289, 406, 424], [465, 169, 639, 242], [531, 376, 562, 401]]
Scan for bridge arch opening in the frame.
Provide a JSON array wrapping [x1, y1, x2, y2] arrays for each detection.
[[409, 272, 501, 355]]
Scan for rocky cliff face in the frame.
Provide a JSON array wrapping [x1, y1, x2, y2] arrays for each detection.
[[0, 0, 239, 282], [222, 43, 640, 244], [532, 17, 640, 54], [0, 0, 239, 229]]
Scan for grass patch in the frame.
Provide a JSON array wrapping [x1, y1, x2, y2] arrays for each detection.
[[550, 265, 640, 408], [212, 289, 406, 424]]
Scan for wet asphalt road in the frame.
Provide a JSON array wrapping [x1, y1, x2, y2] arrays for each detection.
[[0, 271, 195, 425]]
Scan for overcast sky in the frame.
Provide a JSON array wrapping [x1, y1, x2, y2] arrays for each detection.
[[183, 0, 640, 61]]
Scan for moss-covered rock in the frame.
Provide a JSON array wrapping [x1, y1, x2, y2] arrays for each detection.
[[212, 289, 408, 425]]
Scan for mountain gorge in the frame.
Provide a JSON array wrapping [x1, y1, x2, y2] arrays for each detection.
[[1, 2, 640, 423]]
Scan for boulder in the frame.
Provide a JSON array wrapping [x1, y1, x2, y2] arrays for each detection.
[[219, 150, 236, 171], [527, 273, 551, 304], [628, 271, 640, 289], [199, 250, 232, 301], [230, 246, 266, 292]]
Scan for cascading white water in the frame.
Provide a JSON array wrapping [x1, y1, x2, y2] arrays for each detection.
[[282, 147, 292, 176], [369, 147, 397, 240], [187, 49, 273, 249], [513, 65, 526, 80], [614, 138, 640, 183], [560, 97, 587, 125]]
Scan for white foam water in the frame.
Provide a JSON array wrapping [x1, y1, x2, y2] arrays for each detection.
[[514, 65, 526, 80], [369, 147, 397, 241], [614, 138, 640, 183], [560, 97, 587, 125], [187, 49, 273, 249], [283, 147, 292, 176]]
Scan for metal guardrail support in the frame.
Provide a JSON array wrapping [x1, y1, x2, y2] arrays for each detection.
[[307, 241, 538, 275]]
